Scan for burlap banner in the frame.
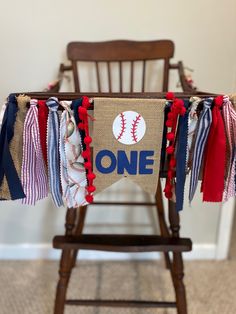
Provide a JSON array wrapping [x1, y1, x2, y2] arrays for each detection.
[[93, 98, 166, 195]]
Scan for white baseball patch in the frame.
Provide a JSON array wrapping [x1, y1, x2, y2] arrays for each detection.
[[112, 111, 146, 145]]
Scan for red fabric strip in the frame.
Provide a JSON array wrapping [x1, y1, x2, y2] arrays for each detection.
[[38, 100, 49, 167], [201, 96, 226, 202]]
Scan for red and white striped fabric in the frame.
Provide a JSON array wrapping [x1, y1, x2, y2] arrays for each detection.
[[21, 99, 48, 205], [223, 96, 236, 201]]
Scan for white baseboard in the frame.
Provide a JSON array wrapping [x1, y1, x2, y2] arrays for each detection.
[[0, 243, 217, 260]]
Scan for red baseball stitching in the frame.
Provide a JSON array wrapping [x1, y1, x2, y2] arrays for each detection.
[[131, 114, 141, 143], [117, 112, 126, 140]]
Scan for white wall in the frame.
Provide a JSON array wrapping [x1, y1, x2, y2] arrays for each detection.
[[0, 0, 236, 259]]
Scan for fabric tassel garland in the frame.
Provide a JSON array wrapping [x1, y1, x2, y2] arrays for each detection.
[[0, 94, 25, 200], [21, 99, 48, 205], [78, 96, 96, 203], [59, 101, 88, 208], [189, 98, 213, 202], [46, 97, 64, 207], [175, 100, 189, 211], [38, 100, 49, 166], [222, 96, 236, 201], [201, 96, 226, 202], [164, 92, 186, 200]]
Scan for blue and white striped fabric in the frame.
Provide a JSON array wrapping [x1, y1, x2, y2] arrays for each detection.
[[189, 98, 213, 202], [46, 97, 63, 207]]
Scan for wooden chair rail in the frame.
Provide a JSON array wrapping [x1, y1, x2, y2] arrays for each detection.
[[67, 40, 175, 61], [65, 299, 177, 308], [21, 91, 216, 100], [53, 234, 192, 253]]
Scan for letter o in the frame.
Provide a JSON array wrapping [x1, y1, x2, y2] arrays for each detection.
[[95, 150, 117, 174]]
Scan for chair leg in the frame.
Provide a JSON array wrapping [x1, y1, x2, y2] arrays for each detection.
[[155, 179, 171, 269], [168, 200, 187, 314], [71, 205, 88, 267], [54, 207, 78, 314]]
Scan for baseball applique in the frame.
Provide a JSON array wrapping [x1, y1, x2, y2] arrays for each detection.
[[112, 111, 146, 145]]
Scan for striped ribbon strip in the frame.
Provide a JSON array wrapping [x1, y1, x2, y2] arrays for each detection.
[[189, 98, 213, 202], [21, 99, 48, 205], [46, 97, 63, 207], [222, 96, 236, 200]]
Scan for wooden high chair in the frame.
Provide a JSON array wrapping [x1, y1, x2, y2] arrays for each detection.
[[52, 40, 195, 314]]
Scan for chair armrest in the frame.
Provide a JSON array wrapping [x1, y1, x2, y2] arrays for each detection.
[[170, 61, 198, 93]]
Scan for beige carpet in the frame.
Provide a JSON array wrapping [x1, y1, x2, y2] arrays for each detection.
[[1, 258, 236, 314], [1, 214, 236, 314]]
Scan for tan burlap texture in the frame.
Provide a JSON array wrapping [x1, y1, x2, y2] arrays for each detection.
[[93, 98, 166, 195], [0, 95, 30, 199]]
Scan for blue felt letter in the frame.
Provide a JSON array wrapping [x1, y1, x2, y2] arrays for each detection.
[[95, 150, 116, 174], [117, 150, 137, 175], [139, 151, 154, 174]]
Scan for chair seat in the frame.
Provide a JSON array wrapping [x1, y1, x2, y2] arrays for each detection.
[[53, 234, 192, 253]]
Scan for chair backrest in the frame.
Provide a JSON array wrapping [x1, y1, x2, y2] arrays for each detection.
[[67, 40, 175, 93]]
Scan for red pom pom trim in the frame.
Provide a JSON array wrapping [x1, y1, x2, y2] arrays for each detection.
[[84, 136, 92, 145], [166, 132, 175, 141], [85, 194, 94, 203], [79, 106, 87, 115], [166, 120, 173, 127], [164, 92, 186, 200], [87, 172, 96, 180], [82, 150, 90, 159], [84, 162, 92, 169], [166, 92, 174, 100], [78, 122, 85, 129], [87, 185, 96, 193], [170, 157, 176, 168], [78, 96, 96, 204], [82, 96, 91, 109], [166, 146, 174, 154]]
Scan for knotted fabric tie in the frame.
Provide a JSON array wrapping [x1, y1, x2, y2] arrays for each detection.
[[59, 101, 87, 207], [222, 96, 236, 200], [175, 100, 189, 211], [0, 94, 25, 200], [201, 96, 226, 202], [38, 100, 49, 166], [21, 99, 48, 205], [189, 98, 213, 202], [46, 97, 63, 207], [187, 97, 201, 168]]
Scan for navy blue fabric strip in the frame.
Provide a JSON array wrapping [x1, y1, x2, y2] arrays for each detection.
[[0, 94, 25, 199], [71, 98, 86, 151], [175, 100, 189, 211]]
